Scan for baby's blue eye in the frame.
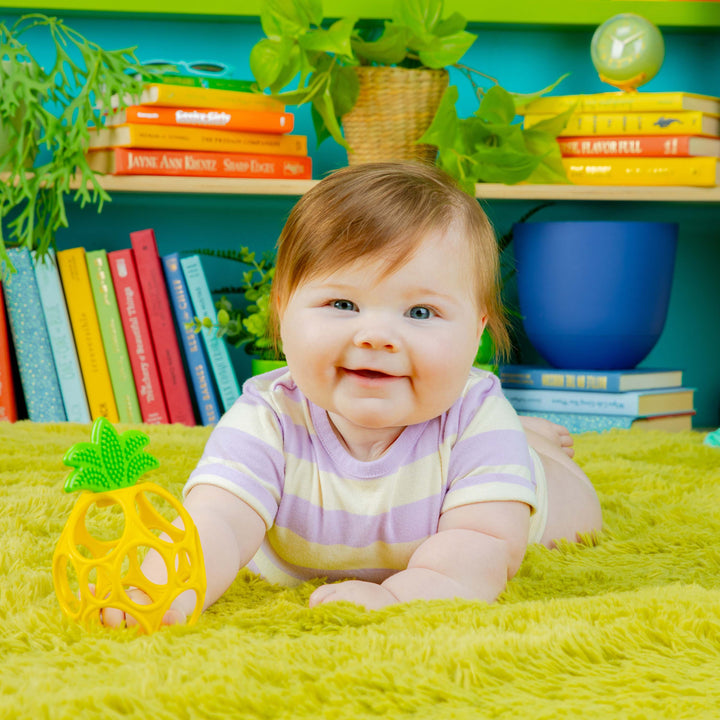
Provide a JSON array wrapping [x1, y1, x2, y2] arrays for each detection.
[[332, 299, 357, 312], [407, 306, 433, 320]]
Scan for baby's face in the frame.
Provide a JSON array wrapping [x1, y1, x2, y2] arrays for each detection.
[[279, 227, 486, 432]]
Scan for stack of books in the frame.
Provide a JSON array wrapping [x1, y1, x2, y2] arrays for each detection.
[[86, 75, 312, 180], [499, 364, 695, 433], [0, 231, 243, 426], [518, 91, 720, 187]]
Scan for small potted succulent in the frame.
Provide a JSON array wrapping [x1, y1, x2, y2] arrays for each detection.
[[249, 0, 571, 187], [0, 14, 147, 271]]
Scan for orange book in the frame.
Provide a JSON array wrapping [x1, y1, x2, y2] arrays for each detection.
[[558, 135, 720, 158], [102, 105, 294, 134], [87, 123, 307, 156], [0, 284, 17, 422], [86, 147, 312, 179]]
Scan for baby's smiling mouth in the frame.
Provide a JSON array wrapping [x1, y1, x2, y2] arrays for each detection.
[[344, 368, 396, 380]]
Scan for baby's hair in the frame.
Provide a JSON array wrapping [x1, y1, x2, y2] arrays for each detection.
[[270, 161, 510, 360]]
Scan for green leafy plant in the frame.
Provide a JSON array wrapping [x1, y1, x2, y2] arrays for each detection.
[[249, 0, 571, 188], [0, 14, 147, 271], [190, 247, 282, 361]]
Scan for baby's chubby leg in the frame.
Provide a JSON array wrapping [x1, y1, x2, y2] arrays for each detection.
[[520, 416, 602, 548]]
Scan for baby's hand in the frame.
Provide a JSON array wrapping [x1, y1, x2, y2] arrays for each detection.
[[309, 580, 397, 610], [88, 584, 187, 628]]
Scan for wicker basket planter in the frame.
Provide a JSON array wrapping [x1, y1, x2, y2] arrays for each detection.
[[342, 66, 449, 165]]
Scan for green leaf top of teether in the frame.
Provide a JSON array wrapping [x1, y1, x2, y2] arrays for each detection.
[[62, 417, 160, 493]]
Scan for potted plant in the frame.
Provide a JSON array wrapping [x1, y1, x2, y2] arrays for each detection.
[[0, 14, 147, 271], [249, 0, 572, 185], [190, 246, 286, 374]]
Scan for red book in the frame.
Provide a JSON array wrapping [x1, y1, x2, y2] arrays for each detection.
[[558, 134, 720, 158], [0, 284, 18, 422], [102, 105, 295, 134], [86, 148, 312, 179], [107, 249, 169, 424], [130, 229, 196, 426]]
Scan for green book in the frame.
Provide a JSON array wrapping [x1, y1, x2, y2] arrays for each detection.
[[85, 249, 142, 423], [130, 71, 259, 93]]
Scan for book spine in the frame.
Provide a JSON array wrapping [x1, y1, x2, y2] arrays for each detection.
[[86, 250, 143, 424], [180, 255, 240, 412], [499, 367, 625, 392], [558, 135, 704, 158], [109, 83, 285, 112], [504, 388, 643, 415], [56, 248, 119, 422], [88, 124, 308, 156], [518, 92, 696, 115], [2, 248, 66, 422], [162, 253, 221, 426], [32, 250, 91, 423], [0, 281, 18, 422], [516, 411, 635, 433], [561, 157, 718, 187], [130, 229, 196, 426], [87, 148, 312, 179], [107, 106, 294, 134], [525, 111, 718, 137], [107, 249, 169, 424], [131, 72, 259, 93]]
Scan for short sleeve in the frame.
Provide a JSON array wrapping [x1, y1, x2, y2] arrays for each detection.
[[183, 377, 286, 529], [441, 373, 538, 515]]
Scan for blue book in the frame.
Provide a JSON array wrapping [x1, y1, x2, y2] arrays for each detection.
[[2, 248, 66, 422], [517, 410, 694, 434], [504, 386, 694, 416], [180, 254, 240, 412], [33, 250, 91, 423], [499, 364, 683, 393], [162, 252, 221, 425]]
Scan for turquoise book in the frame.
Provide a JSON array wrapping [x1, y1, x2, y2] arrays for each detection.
[[33, 250, 91, 423], [180, 254, 240, 412], [162, 252, 221, 426], [2, 248, 66, 422]]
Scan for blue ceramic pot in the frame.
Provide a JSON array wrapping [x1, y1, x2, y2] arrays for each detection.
[[513, 221, 678, 370]]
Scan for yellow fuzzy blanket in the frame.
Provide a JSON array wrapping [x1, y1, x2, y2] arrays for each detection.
[[2, 422, 720, 719]]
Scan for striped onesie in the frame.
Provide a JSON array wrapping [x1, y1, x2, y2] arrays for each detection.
[[183, 367, 546, 587]]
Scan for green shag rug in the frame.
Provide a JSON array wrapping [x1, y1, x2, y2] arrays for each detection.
[[2, 422, 720, 719]]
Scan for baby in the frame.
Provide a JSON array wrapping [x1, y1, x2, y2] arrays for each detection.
[[103, 161, 602, 625]]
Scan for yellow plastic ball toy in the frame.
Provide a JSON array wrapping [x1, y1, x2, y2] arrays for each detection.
[[53, 418, 206, 634]]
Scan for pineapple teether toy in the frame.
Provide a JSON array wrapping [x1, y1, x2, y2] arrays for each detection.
[[53, 417, 206, 633]]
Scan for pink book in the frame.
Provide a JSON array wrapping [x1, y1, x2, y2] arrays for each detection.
[[107, 248, 169, 424], [130, 228, 196, 426]]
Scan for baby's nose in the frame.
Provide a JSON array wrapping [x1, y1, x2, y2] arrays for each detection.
[[353, 321, 399, 352]]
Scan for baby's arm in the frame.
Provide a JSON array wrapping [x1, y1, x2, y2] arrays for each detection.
[[309, 500, 530, 609], [102, 485, 265, 626]]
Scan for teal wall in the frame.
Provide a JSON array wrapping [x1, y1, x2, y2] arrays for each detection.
[[3, 9, 720, 427]]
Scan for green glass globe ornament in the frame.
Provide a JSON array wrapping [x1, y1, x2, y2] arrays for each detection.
[[591, 13, 664, 92]]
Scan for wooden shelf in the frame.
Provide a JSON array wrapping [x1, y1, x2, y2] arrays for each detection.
[[5, 1, 720, 28], [67, 174, 720, 203]]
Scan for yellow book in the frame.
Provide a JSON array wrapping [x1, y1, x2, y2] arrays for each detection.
[[87, 124, 308, 156], [561, 156, 719, 187], [56, 247, 120, 422], [517, 91, 720, 116], [99, 83, 284, 113], [524, 111, 720, 137]]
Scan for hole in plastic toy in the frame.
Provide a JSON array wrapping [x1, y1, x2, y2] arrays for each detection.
[[82, 496, 126, 545], [61, 556, 81, 614], [135, 490, 183, 543]]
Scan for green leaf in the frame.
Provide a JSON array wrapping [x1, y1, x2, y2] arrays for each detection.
[[522, 103, 575, 137], [298, 17, 357, 58], [512, 73, 571, 112], [249, 38, 287, 90], [434, 11, 467, 37], [125, 452, 160, 487], [476, 85, 516, 125], [393, 0, 444, 37], [311, 80, 349, 148], [260, 0, 321, 40], [417, 84, 460, 150], [468, 144, 542, 184], [417, 30, 475, 68], [330, 64, 359, 118], [352, 23, 410, 65]]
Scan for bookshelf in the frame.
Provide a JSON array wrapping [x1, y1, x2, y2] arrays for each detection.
[[63, 175, 720, 203]]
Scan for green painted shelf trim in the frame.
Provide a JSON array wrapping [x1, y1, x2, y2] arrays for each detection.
[[4, 1, 720, 27]]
